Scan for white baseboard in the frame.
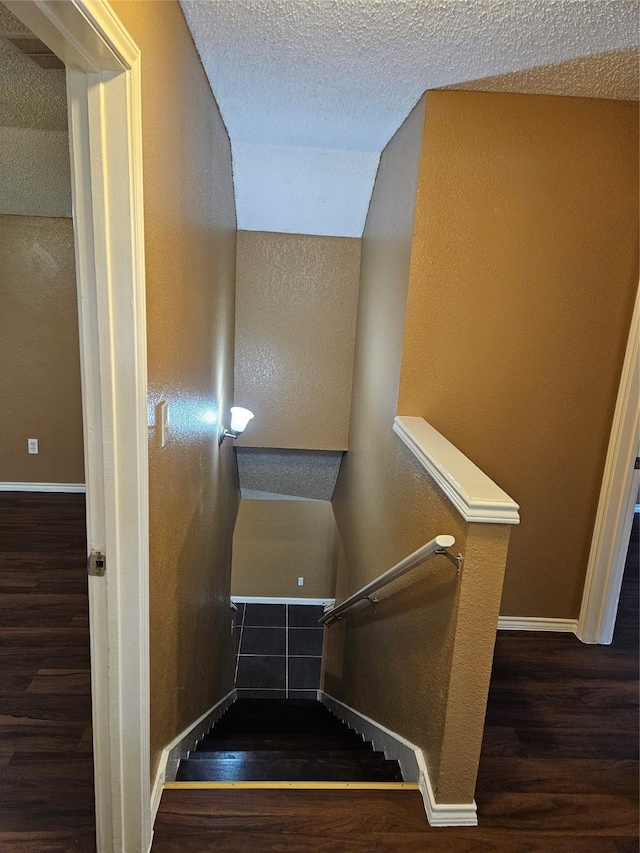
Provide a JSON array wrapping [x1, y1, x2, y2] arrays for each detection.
[[498, 616, 578, 633], [150, 688, 236, 823], [231, 596, 335, 606], [0, 482, 86, 493], [318, 691, 477, 827]]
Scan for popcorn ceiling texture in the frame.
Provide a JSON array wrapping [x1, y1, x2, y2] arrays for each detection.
[[447, 47, 639, 102], [0, 32, 67, 131], [180, 0, 639, 237], [0, 5, 70, 216], [233, 142, 378, 237], [0, 3, 30, 35], [236, 448, 343, 501]]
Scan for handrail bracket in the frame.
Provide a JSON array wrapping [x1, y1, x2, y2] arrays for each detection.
[[435, 547, 463, 572]]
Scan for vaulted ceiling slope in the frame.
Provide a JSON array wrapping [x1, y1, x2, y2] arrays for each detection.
[[181, 0, 639, 238]]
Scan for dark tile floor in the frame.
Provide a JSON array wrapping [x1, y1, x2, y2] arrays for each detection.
[[233, 603, 324, 699]]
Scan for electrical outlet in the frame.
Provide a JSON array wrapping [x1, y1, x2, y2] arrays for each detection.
[[28, 438, 38, 454], [298, 577, 304, 586]]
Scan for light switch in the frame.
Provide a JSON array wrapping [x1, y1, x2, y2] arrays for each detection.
[[157, 402, 169, 448], [298, 577, 304, 586]]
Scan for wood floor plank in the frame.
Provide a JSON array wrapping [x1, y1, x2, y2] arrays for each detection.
[[26, 669, 91, 695], [0, 493, 95, 852], [152, 517, 639, 851]]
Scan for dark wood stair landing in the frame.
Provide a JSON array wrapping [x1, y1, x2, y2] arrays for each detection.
[[174, 698, 405, 784]]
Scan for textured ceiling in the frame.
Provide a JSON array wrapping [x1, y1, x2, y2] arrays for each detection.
[[237, 448, 343, 501], [0, 4, 67, 131], [447, 48, 640, 101], [0, 3, 70, 217], [181, 0, 639, 237]]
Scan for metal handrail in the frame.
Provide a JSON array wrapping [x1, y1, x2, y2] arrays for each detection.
[[320, 535, 459, 625]]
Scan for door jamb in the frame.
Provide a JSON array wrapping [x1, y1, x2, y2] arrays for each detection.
[[4, 1, 151, 850], [577, 283, 639, 645]]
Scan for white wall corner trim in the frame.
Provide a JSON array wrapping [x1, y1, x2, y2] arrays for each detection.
[[393, 417, 520, 524], [150, 689, 237, 826], [318, 692, 477, 827], [0, 482, 86, 493], [577, 284, 640, 645], [498, 616, 579, 633]]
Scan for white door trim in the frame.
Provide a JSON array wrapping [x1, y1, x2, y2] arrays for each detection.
[[577, 284, 640, 645], [5, 2, 151, 851]]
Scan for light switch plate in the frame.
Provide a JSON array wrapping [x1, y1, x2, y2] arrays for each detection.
[[298, 577, 304, 586], [157, 402, 169, 448]]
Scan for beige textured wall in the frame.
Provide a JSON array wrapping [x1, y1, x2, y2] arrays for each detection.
[[234, 231, 361, 450], [0, 215, 84, 484], [232, 499, 338, 598], [399, 91, 639, 619], [326, 96, 512, 804], [110, 1, 238, 779]]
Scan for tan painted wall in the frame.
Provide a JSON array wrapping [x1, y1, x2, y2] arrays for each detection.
[[234, 231, 361, 450], [326, 96, 512, 804], [399, 91, 639, 619], [110, 1, 238, 779], [232, 499, 338, 598], [0, 215, 84, 484]]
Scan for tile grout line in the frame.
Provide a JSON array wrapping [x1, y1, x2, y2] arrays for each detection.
[[237, 654, 322, 658], [234, 603, 246, 684]]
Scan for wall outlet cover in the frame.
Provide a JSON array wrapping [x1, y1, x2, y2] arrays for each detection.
[[28, 438, 38, 454]]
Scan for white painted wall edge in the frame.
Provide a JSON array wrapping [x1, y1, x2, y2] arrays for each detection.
[[393, 417, 520, 525], [498, 616, 578, 633], [231, 596, 335, 606], [150, 688, 237, 827], [0, 482, 86, 493], [318, 691, 477, 827], [577, 284, 640, 645]]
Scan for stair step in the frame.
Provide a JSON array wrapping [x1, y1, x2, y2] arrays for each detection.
[[211, 721, 349, 735], [197, 737, 373, 751], [175, 757, 404, 783], [189, 749, 386, 762], [203, 726, 362, 741]]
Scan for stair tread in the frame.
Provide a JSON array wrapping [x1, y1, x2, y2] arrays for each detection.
[[211, 724, 352, 735], [197, 738, 373, 751], [189, 749, 386, 761], [176, 758, 403, 783]]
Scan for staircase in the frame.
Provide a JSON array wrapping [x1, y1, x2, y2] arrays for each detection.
[[175, 698, 404, 783]]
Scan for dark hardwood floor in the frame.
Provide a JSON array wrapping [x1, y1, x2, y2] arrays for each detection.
[[2, 494, 636, 852], [152, 517, 639, 852], [0, 492, 95, 853]]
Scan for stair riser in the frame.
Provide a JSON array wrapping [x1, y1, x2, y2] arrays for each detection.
[[176, 699, 404, 785], [176, 759, 404, 783]]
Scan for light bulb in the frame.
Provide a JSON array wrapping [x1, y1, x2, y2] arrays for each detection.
[[229, 406, 254, 435]]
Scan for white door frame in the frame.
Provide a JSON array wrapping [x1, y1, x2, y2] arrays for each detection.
[[577, 283, 640, 645], [5, 1, 151, 850]]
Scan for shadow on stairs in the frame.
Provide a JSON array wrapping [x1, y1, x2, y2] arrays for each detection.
[[169, 698, 410, 786]]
